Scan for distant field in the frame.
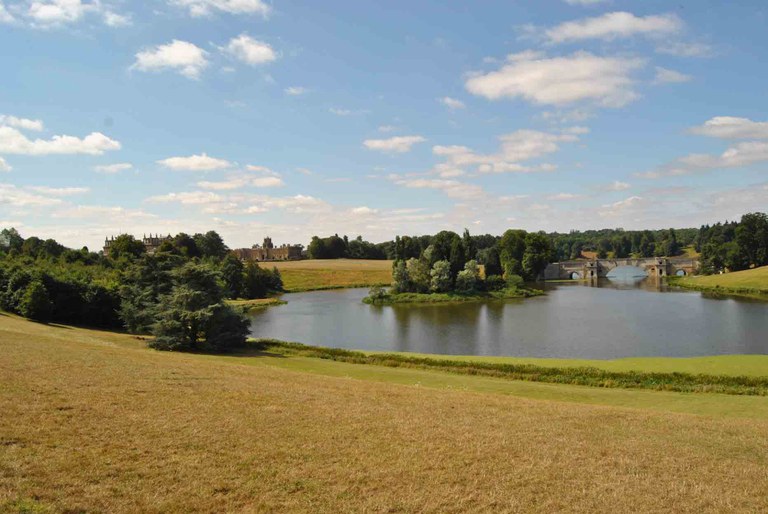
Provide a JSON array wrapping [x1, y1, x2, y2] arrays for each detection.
[[267, 259, 392, 292], [2, 314, 768, 512], [679, 265, 768, 291]]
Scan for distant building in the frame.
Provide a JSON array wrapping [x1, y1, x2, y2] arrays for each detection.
[[103, 233, 172, 257], [232, 237, 303, 261]]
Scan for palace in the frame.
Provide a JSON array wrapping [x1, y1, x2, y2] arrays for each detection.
[[232, 237, 303, 261], [103, 233, 172, 257]]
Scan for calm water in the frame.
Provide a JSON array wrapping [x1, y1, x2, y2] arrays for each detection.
[[248, 279, 768, 359]]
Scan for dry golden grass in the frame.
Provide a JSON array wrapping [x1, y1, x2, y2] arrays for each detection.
[[2, 314, 768, 513], [268, 259, 392, 291]]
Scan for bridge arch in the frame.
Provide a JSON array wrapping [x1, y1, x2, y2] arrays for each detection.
[[569, 271, 582, 280], [606, 265, 648, 280]]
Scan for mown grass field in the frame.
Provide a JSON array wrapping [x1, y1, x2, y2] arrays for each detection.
[[269, 259, 392, 292], [2, 314, 768, 512], [677, 265, 768, 292]]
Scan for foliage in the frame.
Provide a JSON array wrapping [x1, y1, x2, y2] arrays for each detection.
[[18, 280, 52, 322], [149, 263, 249, 352], [108, 234, 146, 260], [430, 260, 452, 293], [243, 260, 283, 299], [522, 232, 554, 281], [307, 234, 386, 259], [506, 274, 524, 289], [454, 260, 480, 294]]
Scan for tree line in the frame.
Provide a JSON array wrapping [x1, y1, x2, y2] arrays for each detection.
[[695, 212, 768, 274], [0, 228, 283, 352]]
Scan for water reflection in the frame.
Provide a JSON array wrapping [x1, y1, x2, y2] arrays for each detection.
[[248, 281, 768, 359]]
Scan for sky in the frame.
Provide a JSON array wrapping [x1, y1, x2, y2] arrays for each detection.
[[1, 0, 767, 250]]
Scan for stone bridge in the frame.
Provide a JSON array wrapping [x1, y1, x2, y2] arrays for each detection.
[[544, 257, 699, 280]]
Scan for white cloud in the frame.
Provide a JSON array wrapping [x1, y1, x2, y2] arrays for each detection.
[[0, 115, 44, 131], [157, 153, 232, 171], [378, 125, 398, 133], [689, 117, 768, 140], [132, 40, 209, 79], [430, 129, 579, 175], [679, 142, 768, 170], [545, 12, 682, 43], [27, 186, 89, 196], [389, 176, 486, 200], [52, 205, 156, 220], [27, 0, 94, 26], [547, 192, 584, 201], [284, 86, 308, 96], [601, 180, 631, 191], [653, 67, 691, 84], [598, 195, 646, 217], [438, 96, 465, 110], [0, 183, 64, 207], [0, 157, 11, 172], [221, 34, 276, 66], [0, 126, 120, 155], [656, 41, 714, 58], [93, 162, 132, 174], [329, 107, 368, 116], [197, 175, 284, 189], [363, 135, 426, 153], [0, 2, 15, 23], [465, 51, 644, 108], [169, 0, 270, 17], [351, 206, 378, 215], [103, 10, 130, 26], [246, 164, 281, 176], [147, 191, 224, 205]]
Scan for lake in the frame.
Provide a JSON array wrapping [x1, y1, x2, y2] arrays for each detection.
[[248, 279, 768, 359]]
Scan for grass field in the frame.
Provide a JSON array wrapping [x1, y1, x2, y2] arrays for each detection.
[[227, 298, 287, 310], [2, 314, 768, 512], [268, 259, 392, 292], [674, 265, 768, 297]]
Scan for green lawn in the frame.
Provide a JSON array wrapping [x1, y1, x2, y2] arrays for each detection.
[[678, 265, 768, 292]]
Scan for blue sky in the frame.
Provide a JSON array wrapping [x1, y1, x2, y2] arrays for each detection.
[[1, 0, 767, 250]]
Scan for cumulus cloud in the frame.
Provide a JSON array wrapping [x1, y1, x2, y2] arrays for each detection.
[[0, 126, 120, 155], [598, 195, 646, 217], [545, 12, 682, 43], [656, 41, 714, 58], [0, 157, 11, 172], [169, 0, 270, 17], [197, 175, 284, 190], [284, 86, 308, 96], [221, 34, 276, 66], [147, 191, 224, 205], [0, 115, 44, 131], [653, 67, 692, 84], [389, 176, 486, 200], [547, 192, 584, 201], [26, 186, 89, 196], [466, 51, 644, 108], [637, 141, 768, 179], [157, 153, 232, 171], [132, 40, 209, 79], [103, 10, 130, 26], [52, 205, 156, 220], [438, 96, 465, 110], [600, 180, 631, 191], [93, 162, 132, 174], [363, 135, 426, 153], [430, 129, 580, 176], [0, 183, 64, 207], [0, 2, 15, 23], [689, 117, 768, 140]]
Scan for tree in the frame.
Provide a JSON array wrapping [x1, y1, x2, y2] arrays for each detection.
[[195, 231, 228, 259], [0, 228, 24, 252], [150, 263, 248, 352], [108, 234, 146, 260], [244, 261, 268, 299], [406, 257, 430, 293], [448, 237, 466, 283], [392, 260, 410, 293], [430, 231, 461, 266], [19, 280, 52, 322], [119, 253, 184, 334], [498, 229, 526, 278], [430, 260, 452, 293], [220, 254, 245, 298], [455, 260, 480, 294], [522, 232, 553, 281], [736, 212, 768, 268], [462, 229, 476, 261], [477, 247, 502, 277], [172, 233, 200, 258]]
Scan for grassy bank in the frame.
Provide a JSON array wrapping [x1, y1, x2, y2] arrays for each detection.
[[255, 340, 768, 395], [363, 287, 541, 305], [671, 266, 768, 299], [3, 315, 768, 511], [226, 297, 287, 311], [269, 259, 392, 292]]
